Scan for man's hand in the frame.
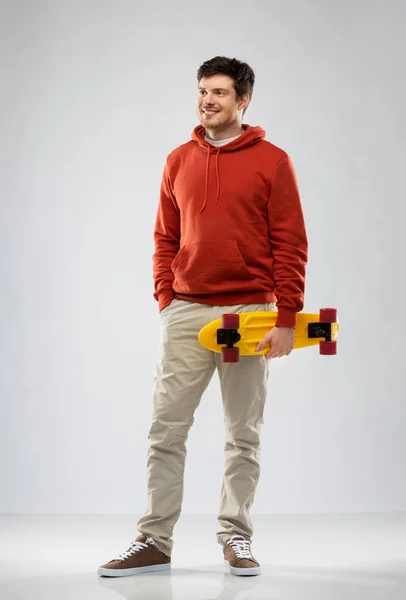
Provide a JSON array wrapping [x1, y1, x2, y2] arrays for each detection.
[[256, 326, 294, 360]]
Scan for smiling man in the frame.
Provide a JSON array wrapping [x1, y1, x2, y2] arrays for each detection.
[[198, 77, 247, 138], [98, 56, 308, 579]]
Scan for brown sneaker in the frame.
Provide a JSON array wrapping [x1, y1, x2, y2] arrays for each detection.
[[97, 534, 171, 577], [223, 535, 260, 576]]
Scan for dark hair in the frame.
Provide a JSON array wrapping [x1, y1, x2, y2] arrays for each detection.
[[197, 56, 255, 117]]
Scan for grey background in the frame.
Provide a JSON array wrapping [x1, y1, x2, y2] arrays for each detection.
[[1, 0, 405, 514]]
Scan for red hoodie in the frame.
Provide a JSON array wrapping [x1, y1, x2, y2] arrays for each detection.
[[152, 124, 308, 329]]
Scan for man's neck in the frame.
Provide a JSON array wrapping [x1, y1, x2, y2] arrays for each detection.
[[205, 123, 244, 141]]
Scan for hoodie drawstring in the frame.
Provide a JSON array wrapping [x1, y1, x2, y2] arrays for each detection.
[[200, 147, 221, 212], [215, 149, 220, 205], [200, 147, 210, 213]]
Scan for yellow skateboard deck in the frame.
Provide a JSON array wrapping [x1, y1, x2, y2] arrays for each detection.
[[198, 308, 339, 362]]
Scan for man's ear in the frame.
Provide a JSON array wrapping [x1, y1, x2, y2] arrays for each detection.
[[239, 94, 250, 112]]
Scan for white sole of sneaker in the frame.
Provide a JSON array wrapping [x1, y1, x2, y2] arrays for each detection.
[[98, 563, 171, 577], [224, 559, 260, 576]]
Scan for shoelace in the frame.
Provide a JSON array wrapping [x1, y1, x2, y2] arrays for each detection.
[[114, 537, 155, 561], [227, 535, 253, 559]]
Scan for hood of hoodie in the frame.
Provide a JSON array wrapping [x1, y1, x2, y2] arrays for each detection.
[[191, 124, 266, 212]]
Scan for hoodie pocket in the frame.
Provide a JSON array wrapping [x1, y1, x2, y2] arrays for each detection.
[[171, 239, 256, 295]]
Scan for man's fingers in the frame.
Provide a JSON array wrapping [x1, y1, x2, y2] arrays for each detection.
[[256, 340, 270, 352]]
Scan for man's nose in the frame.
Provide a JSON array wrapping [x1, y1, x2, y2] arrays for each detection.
[[204, 93, 216, 104]]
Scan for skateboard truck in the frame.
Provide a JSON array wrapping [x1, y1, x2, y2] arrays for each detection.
[[216, 328, 241, 347], [308, 322, 333, 342]]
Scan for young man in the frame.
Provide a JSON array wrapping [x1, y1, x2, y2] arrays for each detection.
[[98, 56, 308, 578]]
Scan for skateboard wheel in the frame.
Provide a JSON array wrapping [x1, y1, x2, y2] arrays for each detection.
[[222, 347, 240, 363], [320, 308, 337, 322], [222, 314, 240, 329], [320, 341, 337, 355]]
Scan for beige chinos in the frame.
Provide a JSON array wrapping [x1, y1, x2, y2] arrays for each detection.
[[137, 298, 276, 556]]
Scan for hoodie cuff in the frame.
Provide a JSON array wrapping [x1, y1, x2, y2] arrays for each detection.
[[275, 308, 297, 329], [158, 289, 175, 312]]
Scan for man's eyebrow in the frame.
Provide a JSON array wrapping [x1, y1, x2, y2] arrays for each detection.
[[198, 87, 229, 92]]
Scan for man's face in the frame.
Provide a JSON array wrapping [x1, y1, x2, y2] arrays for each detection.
[[196, 75, 248, 130]]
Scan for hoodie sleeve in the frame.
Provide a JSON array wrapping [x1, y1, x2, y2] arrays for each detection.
[[267, 155, 308, 329], [152, 160, 181, 311]]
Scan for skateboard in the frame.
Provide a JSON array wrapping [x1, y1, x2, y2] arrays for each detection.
[[198, 307, 339, 362]]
